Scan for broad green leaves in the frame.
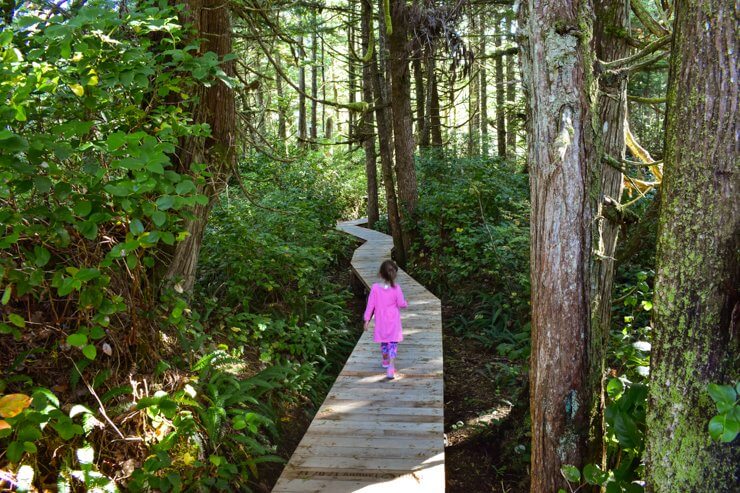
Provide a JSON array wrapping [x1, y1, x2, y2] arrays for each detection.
[[707, 383, 739, 443]]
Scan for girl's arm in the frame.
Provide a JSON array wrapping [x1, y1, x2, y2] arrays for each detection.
[[397, 285, 408, 308], [363, 285, 377, 322]]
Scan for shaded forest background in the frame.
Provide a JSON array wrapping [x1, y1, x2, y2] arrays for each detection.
[[0, 0, 736, 492]]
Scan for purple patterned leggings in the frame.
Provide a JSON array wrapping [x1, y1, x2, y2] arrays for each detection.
[[380, 342, 399, 359]]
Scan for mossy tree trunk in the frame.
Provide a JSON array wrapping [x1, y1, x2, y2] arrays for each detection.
[[505, 16, 517, 154], [361, 0, 379, 227], [373, 0, 405, 262], [298, 35, 307, 146], [388, 0, 418, 261], [519, 0, 599, 490], [588, 0, 629, 467], [645, 2, 739, 491], [494, 14, 506, 157], [165, 0, 236, 292]]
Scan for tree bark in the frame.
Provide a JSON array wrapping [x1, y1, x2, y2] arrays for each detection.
[[375, 0, 405, 263], [505, 17, 517, 153], [310, 11, 319, 146], [429, 57, 443, 148], [166, 0, 236, 292], [468, 10, 480, 157], [494, 15, 506, 157], [413, 54, 426, 148], [586, 0, 630, 469], [480, 12, 489, 157], [645, 2, 739, 491], [298, 35, 307, 146], [361, 0, 379, 227], [348, 5, 357, 144], [388, 0, 418, 259], [519, 0, 598, 490]]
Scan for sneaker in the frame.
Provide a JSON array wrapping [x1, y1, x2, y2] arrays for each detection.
[[382, 359, 390, 368], [386, 366, 395, 380]]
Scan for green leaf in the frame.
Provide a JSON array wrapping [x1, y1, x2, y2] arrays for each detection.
[[34, 246, 51, 267], [708, 383, 736, 407], [67, 333, 87, 347], [1, 284, 12, 305], [106, 132, 127, 151], [151, 210, 167, 227], [130, 218, 145, 235], [156, 195, 175, 210], [583, 463, 608, 486], [75, 268, 100, 282], [77, 220, 98, 240], [73, 200, 92, 217], [560, 465, 580, 483], [175, 180, 196, 195], [82, 344, 97, 360], [8, 313, 25, 328], [607, 378, 624, 398], [34, 176, 52, 193]]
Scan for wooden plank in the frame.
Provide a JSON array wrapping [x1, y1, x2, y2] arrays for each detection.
[[272, 219, 445, 492]]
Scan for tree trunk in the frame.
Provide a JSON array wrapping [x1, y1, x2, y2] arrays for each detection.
[[298, 35, 307, 146], [505, 16, 517, 153], [480, 12, 489, 157], [276, 53, 287, 143], [468, 10, 480, 157], [645, 3, 739, 491], [361, 0, 379, 227], [375, 0, 405, 263], [166, 0, 236, 292], [348, 6, 356, 144], [494, 15, 506, 157], [413, 54, 426, 148], [388, 0, 418, 259], [519, 0, 598, 490], [429, 57, 443, 148], [589, 0, 629, 468], [310, 11, 319, 146]]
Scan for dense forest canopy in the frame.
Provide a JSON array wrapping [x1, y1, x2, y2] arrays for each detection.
[[0, 0, 736, 492]]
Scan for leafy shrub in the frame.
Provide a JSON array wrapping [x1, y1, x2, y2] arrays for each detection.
[[410, 153, 530, 354]]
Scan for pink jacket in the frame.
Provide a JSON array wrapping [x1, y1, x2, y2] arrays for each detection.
[[364, 283, 407, 343]]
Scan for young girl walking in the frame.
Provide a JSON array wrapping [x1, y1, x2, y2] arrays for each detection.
[[363, 260, 408, 379]]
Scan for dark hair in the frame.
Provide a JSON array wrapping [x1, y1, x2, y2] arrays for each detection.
[[379, 260, 398, 287]]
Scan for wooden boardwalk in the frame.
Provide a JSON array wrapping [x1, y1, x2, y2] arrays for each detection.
[[272, 219, 445, 492]]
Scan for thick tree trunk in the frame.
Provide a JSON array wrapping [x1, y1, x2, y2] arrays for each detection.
[[505, 17, 517, 153], [494, 15, 506, 157], [480, 12, 489, 157], [519, 1, 598, 490], [588, 0, 629, 468], [298, 35, 307, 146], [645, 3, 739, 491], [166, 0, 236, 292], [375, 0, 405, 263], [388, 0, 418, 259], [361, 0, 379, 227]]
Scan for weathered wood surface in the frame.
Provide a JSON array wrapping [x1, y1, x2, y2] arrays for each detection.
[[272, 219, 445, 492]]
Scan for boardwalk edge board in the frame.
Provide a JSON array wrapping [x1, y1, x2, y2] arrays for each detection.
[[272, 219, 445, 493]]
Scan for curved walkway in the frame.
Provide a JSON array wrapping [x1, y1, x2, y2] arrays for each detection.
[[272, 219, 445, 492]]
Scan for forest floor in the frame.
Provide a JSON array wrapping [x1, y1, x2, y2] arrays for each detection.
[[442, 304, 531, 493], [255, 244, 366, 493]]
